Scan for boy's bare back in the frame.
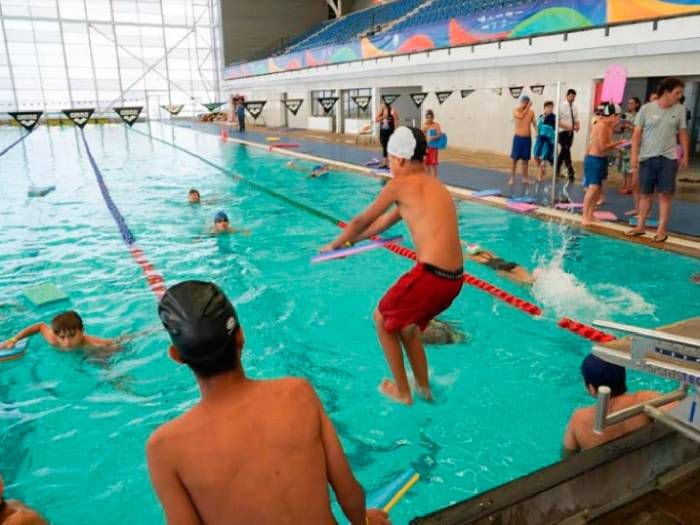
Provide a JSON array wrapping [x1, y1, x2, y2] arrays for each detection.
[[588, 119, 615, 157], [390, 175, 462, 270], [147, 377, 339, 525]]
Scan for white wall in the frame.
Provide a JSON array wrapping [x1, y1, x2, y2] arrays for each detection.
[[222, 15, 700, 160]]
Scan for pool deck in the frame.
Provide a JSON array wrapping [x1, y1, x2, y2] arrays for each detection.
[[167, 119, 700, 259]]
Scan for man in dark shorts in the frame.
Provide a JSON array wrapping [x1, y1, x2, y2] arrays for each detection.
[[625, 77, 689, 242], [148, 281, 389, 525], [322, 127, 463, 404], [509, 95, 537, 185]]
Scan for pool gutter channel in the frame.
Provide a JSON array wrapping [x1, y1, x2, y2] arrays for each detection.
[[213, 126, 700, 259]]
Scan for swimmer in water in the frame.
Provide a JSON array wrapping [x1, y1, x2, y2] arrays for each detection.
[[211, 211, 248, 235], [0, 311, 117, 352], [421, 319, 467, 345], [692, 273, 700, 284], [286, 161, 330, 178], [188, 188, 201, 204], [463, 242, 535, 285]]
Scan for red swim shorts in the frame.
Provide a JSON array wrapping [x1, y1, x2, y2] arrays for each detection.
[[425, 147, 439, 166], [378, 263, 463, 332]]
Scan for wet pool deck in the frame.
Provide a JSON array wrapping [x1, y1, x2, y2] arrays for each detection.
[[166, 119, 700, 258]]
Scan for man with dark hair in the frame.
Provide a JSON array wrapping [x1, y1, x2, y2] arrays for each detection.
[[148, 281, 389, 525], [509, 95, 537, 185], [0, 474, 46, 525], [533, 100, 556, 181], [557, 88, 580, 182], [625, 77, 688, 242], [561, 354, 660, 458], [0, 311, 115, 351], [187, 188, 201, 204], [322, 127, 463, 404]]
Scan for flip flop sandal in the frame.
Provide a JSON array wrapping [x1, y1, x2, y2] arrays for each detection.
[[624, 230, 645, 237], [652, 235, 668, 243]]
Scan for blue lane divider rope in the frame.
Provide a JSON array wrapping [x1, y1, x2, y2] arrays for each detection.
[[0, 129, 33, 158]]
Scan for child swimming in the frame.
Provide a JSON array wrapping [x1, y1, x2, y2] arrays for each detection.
[[463, 242, 535, 285], [286, 161, 330, 178], [211, 211, 248, 235]]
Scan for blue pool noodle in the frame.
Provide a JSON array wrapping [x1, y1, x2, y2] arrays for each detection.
[[367, 468, 417, 509]]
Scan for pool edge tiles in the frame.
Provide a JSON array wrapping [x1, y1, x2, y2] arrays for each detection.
[[188, 120, 700, 260]]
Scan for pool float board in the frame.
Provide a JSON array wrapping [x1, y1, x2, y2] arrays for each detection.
[[265, 137, 281, 141], [28, 185, 56, 197], [507, 200, 537, 213], [629, 217, 659, 227], [511, 196, 536, 204], [367, 468, 420, 512], [269, 143, 299, 150], [312, 235, 403, 263], [472, 189, 501, 198], [427, 132, 447, 150], [0, 339, 28, 361], [601, 64, 627, 105], [594, 210, 618, 222], [555, 202, 583, 210], [22, 283, 69, 307]]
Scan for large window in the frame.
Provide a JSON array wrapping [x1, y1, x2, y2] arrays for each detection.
[[311, 89, 335, 117], [343, 88, 371, 119], [0, 0, 222, 117]]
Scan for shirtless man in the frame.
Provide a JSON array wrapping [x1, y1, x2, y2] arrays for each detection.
[[148, 281, 389, 525], [581, 103, 626, 226], [562, 354, 660, 458], [509, 95, 537, 185], [0, 475, 47, 525], [322, 127, 463, 404]]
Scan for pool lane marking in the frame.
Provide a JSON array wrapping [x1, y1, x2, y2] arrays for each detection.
[[130, 127, 624, 343], [78, 128, 166, 298], [0, 128, 34, 158]]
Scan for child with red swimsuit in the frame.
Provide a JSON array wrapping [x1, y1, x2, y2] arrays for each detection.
[[322, 127, 463, 404]]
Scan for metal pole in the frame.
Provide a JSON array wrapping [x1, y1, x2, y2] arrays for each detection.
[[0, 3, 19, 110], [550, 80, 561, 207], [594, 386, 611, 435], [645, 405, 700, 444]]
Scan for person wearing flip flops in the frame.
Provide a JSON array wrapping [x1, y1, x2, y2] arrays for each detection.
[[625, 77, 689, 243]]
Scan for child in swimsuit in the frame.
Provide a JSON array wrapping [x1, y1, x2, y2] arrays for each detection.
[[322, 127, 463, 404], [464, 243, 535, 285]]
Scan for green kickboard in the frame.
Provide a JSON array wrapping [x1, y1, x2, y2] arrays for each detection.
[[22, 283, 69, 306]]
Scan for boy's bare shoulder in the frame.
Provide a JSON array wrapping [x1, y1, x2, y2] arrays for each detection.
[[266, 376, 319, 400]]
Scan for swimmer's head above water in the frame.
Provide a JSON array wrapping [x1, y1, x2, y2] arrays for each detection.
[[188, 188, 201, 204], [213, 211, 230, 232], [581, 354, 627, 397], [158, 280, 242, 378], [51, 311, 85, 349]]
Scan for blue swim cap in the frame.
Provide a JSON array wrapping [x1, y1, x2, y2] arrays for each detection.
[[312, 165, 323, 171], [581, 354, 627, 396], [214, 211, 229, 222]]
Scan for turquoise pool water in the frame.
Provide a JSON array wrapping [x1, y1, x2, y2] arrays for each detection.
[[0, 123, 698, 524]]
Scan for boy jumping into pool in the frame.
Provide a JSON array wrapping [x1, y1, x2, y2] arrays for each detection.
[[0, 311, 116, 351], [322, 127, 463, 404], [149, 280, 389, 525]]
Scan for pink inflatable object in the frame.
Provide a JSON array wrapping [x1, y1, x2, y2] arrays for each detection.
[[601, 64, 628, 104]]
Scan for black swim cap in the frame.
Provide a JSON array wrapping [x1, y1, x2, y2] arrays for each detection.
[[158, 281, 239, 364], [581, 354, 627, 396]]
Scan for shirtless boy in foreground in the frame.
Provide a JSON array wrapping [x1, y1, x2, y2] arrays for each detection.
[[148, 281, 389, 525], [323, 127, 463, 404]]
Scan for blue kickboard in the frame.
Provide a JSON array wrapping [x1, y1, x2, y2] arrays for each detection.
[[629, 217, 659, 227], [28, 185, 56, 197], [511, 196, 536, 204], [0, 339, 28, 360], [472, 188, 502, 198], [427, 132, 447, 150]]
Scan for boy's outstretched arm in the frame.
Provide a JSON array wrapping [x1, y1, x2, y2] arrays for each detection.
[[322, 183, 397, 251], [0, 323, 47, 349]]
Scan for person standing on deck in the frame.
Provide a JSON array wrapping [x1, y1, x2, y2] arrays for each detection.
[[557, 89, 580, 183], [376, 101, 399, 169], [509, 95, 537, 185]]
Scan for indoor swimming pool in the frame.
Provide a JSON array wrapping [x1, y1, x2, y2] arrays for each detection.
[[0, 122, 698, 524]]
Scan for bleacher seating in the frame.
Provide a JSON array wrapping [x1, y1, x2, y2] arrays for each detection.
[[288, 0, 425, 52], [392, 0, 524, 32]]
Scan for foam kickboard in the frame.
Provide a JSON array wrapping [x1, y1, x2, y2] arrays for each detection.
[[22, 283, 69, 307], [594, 211, 618, 222], [507, 200, 537, 213], [511, 196, 536, 204], [629, 217, 659, 227], [0, 339, 28, 360], [472, 189, 501, 198], [28, 186, 56, 197], [555, 202, 583, 210]]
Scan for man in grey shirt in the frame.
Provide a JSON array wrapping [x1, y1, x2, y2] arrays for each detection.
[[625, 77, 689, 242]]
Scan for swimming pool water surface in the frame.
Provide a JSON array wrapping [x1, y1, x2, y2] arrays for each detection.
[[0, 123, 698, 524]]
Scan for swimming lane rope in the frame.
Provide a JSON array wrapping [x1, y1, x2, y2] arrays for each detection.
[[78, 128, 166, 298], [0, 129, 34, 158], [128, 126, 621, 343]]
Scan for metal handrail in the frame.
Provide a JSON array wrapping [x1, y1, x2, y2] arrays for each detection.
[[593, 320, 700, 349]]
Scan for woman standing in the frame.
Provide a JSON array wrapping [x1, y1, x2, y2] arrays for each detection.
[[375, 101, 399, 169]]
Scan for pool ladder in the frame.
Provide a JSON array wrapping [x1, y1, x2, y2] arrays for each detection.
[[591, 320, 700, 444]]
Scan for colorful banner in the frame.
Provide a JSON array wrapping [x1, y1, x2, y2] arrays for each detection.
[[244, 101, 267, 119], [114, 106, 143, 127], [283, 99, 304, 115], [63, 108, 94, 128], [351, 95, 371, 111], [409, 93, 428, 107], [161, 105, 184, 116], [435, 91, 453, 104], [8, 111, 42, 132], [221, 0, 700, 81]]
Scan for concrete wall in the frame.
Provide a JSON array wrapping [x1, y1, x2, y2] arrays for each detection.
[[221, 0, 328, 64], [222, 15, 700, 161]]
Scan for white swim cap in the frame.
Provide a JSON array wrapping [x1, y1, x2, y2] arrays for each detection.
[[387, 126, 418, 160]]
